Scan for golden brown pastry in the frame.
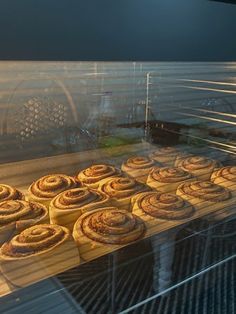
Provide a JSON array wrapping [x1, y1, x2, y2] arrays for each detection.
[[174, 152, 192, 167], [177, 180, 230, 203], [77, 164, 121, 189], [73, 207, 145, 260], [176, 181, 232, 219], [149, 147, 179, 166], [147, 166, 192, 193], [175, 155, 220, 180], [132, 191, 194, 222], [28, 174, 78, 207], [211, 166, 236, 194], [0, 224, 80, 287], [121, 156, 157, 183], [98, 176, 149, 211], [0, 200, 49, 245], [0, 184, 24, 202], [49, 187, 110, 231]]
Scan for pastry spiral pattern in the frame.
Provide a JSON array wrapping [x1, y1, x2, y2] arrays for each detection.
[[51, 187, 108, 209], [77, 164, 120, 186], [122, 156, 156, 170], [0, 184, 24, 202], [1, 224, 68, 258], [100, 177, 148, 199], [78, 207, 145, 244], [149, 167, 192, 183], [212, 166, 236, 183], [178, 181, 230, 202], [0, 200, 47, 227], [136, 192, 193, 219], [178, 156, 218, 172], [29, 174, 77, 199], [150, 147, 178, 158]]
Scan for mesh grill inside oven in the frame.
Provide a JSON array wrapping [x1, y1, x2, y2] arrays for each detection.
[[15, 96, 68, 142]]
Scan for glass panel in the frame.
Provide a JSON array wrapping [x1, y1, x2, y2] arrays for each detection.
[[0, 62, 235, 313]]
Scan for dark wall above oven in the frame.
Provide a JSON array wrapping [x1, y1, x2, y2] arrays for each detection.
[[0, 0, 236, 61]]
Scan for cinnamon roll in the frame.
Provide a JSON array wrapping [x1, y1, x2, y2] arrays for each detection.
[[28, 174, 78, 207], [147, 167, 192, 193], [176, 155, 220, 180], [0, 184, 24, 203], [0, 200, 49, 245], [50, 187, 110, 231], [0, 224, 80, 287], [211, 166, 236, 194], [174, 152, 192, 167], [176, 181, 233, 219], [149, 147, 179, 166], [132, 191, 194, 223], [77, 164, 121, 189], [99, 176, 149, 211], [121, 156, 158, 183], [73, 207, 145, 260]]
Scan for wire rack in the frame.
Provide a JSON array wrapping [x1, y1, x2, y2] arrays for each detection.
[[56, 218, 236, 314]]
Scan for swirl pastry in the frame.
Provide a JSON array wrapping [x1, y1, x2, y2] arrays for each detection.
[[174, 152, 192, 167], [176, 181, 232, 219], [28, 174, 78, 207], [149, 147, 179, 166], [99, 176, 149, 211], [0, 224, 80, 287], [176, 155, 220, 180], [50, 187, 110, 231], [0, 200, 49, 245], [73, 207, 145, 260], [77, 164, 121, 189], [132, 191, 194, 222], [0, 184, 24, 203], [121, 156, 158, 183], [211, 166, 236, 194], [147, 167, 192, 193]]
